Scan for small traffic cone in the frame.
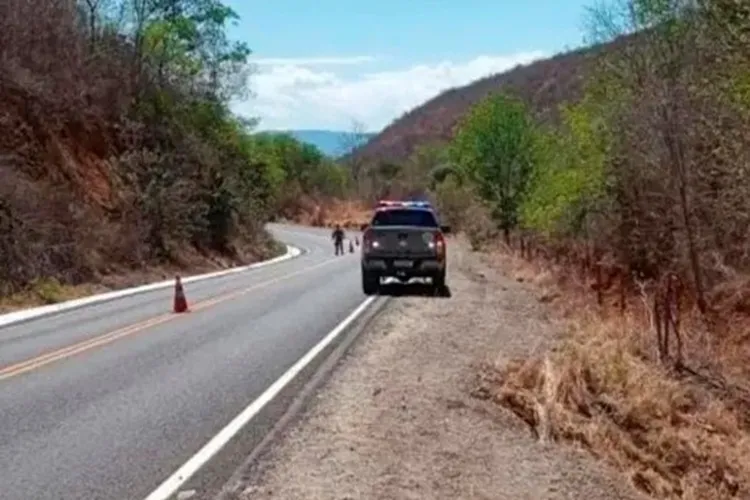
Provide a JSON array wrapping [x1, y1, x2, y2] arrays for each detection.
[[349, 240, 354, 253], [173, 275, 189, 313]]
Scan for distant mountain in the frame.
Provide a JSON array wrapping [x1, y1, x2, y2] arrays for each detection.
[[286, 129, 376, 157]]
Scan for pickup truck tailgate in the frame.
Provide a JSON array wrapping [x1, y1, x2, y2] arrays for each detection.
[[367, 226, 437, 256]]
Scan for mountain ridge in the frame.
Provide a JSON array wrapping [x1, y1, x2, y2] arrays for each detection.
[[347, 34, 637, 165], [283, 129, 377, 157]]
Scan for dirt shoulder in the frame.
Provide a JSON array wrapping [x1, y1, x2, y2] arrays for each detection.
[[0, 238, 284, 314], [220, 237, 645, 500]]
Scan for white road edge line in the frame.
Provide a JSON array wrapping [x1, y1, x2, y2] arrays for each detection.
[[142, 295, 378, 500], [0, 245, 302, 329]]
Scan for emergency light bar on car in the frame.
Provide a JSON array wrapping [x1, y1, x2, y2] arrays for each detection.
[[402, 201, 432, 208], [376, 200, 403, 207], [375, 200, 433, 209]]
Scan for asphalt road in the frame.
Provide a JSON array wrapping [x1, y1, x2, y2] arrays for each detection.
[[0, 224, 368, 500]]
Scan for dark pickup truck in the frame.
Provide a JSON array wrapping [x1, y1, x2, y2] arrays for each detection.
[[359, 206, 450, 295]]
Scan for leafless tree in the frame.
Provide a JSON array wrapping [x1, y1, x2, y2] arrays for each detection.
[[338, 119, 370, 186]]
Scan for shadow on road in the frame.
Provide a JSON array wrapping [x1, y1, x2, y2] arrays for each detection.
[[378, 282, 452, 298]]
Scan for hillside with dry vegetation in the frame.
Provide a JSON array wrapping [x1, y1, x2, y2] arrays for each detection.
[[0, 0, 355, 309], [352, 0, 750, 498], [348, 36, 637, 167]]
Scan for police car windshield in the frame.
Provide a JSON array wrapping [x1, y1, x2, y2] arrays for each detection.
[[371, 209, 438, 227]]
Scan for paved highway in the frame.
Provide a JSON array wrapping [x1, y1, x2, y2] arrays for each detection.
[[0, 224, 370, 500]]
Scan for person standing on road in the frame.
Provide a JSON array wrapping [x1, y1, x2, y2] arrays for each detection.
[[332, 224, 345, 256]]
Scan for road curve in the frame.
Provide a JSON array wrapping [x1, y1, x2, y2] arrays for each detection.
[[0, 223, 368, 500]]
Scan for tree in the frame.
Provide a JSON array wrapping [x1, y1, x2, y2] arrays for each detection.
[[450, 92, 537, 243], [584, 0, 724, 312], [0, 0, 313, 294], [337, 119, 371, 190], [520, 95, 610, 240]]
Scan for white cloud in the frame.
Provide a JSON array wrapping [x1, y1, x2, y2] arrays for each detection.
[[233, 51, 547, 132]]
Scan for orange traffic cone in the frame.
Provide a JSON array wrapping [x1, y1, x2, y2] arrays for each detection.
[[349, 240, 354, 253], [173, 275, 189, 313]]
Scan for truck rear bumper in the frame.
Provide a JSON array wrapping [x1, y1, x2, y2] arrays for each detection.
[[362, 257, 444, 277]]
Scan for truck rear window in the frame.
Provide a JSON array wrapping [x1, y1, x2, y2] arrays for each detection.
[[371, 209, 438, 227]]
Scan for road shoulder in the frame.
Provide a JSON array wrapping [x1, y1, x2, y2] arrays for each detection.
[[219, 238, 646, 499]]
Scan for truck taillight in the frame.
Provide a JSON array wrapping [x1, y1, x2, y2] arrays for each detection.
[[362, 229, 374, 251], [434, 232, 446, 256]]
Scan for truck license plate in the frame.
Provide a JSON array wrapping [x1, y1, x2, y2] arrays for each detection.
[[393, 260, 413, 268]]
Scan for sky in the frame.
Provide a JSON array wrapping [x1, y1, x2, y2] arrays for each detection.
[[227, 1, 591, 133]]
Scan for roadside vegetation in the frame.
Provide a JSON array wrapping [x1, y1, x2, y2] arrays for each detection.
[[353, 0, 750, 497], [0, 0, 357, 309], [9, 0, 750, 493]]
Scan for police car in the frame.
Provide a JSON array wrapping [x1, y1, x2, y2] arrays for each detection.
[[359, 200, 450, 294]]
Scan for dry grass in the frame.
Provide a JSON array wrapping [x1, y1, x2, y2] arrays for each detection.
[[0, 278, 104, 312], [476, 250, 750, 500], [289, 198, 371, 229], [0, 237, 284, 313], [0, 266, 181, 313]]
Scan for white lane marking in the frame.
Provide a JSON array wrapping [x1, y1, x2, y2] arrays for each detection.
[[143, 295, 378, 500], [0, 245, 301, 329]]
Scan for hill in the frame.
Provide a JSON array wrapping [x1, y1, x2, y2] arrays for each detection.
[[287, 129, 376, 157], [348, 39, 627, 165], [0, 0, 349, 307], [0, 2, 274, 301]]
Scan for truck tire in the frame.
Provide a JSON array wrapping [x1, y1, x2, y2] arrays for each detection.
[[433, 269, 446, 290], [362, 269, 379, 295]]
